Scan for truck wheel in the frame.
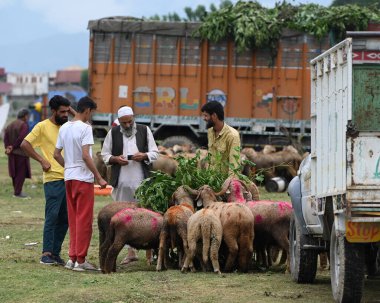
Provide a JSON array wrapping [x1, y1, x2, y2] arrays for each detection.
[[289, 216, 318, 283], [330, 222, 365, 303], [161, 136, 196, 148]]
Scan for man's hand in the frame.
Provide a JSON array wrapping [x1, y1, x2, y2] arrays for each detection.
[[97, 177, 108, 189], [5, 146, 13, 155], [132, 152, 148, 162], [114, 155, 129, 166], [40, 159, 51, 172]]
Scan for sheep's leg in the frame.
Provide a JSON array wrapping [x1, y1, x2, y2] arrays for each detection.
[[156, 228, 168, 271], [104, 235, 125, 274], [146, 249, 153, 266], [182, 239, 197, 273], [177, 246, 184, 269], [273, 231, 290, 272], [223, 237, 238, 272], [99, 228, 110, 272], [100, 227, 115, 272], [178, 228, 189, 268], [210, 236, 221, 274], [238, 234, 253, 273]]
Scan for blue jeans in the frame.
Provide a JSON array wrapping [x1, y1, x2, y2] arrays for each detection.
[[42, 180, 68, 256]]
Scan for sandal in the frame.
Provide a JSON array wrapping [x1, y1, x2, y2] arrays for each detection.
[[120, 256, 139, 265]]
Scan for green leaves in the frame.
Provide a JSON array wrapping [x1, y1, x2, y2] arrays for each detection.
[[195, 1, 380, 57], [136, 149, 258, 213]]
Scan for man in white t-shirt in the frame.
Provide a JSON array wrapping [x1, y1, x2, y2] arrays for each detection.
[[54, 96, 107, 271]]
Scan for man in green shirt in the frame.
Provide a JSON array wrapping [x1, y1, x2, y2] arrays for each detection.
[[201, 101, 241, 173]]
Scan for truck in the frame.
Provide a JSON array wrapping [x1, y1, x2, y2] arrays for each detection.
[[87, 17, 336, 148], [288, 32, 380, 303]]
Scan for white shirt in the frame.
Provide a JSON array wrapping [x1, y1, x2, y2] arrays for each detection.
[[101, 125, 158, 202], [56, 120, 94, 183]]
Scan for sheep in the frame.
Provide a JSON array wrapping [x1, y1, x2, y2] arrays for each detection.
[[181, 208, 223, 274], [186, 185, 254, 272], [246, 200, 293, 270], [241, 147, 302, 184], [100, 207, 163, 273], [98, 202, 138, 270], [156, 186, 195, 271], [217, 178, 292, 270], [262, 144, 276, 154], [152, 154, 178, 176]]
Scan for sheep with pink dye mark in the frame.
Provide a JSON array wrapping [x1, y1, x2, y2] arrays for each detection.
[[100, 207, 163, 273], [246, 200, 293, 269], [218, 177, 293, 269], [186, 185, 255, 273], [98, 202, 138, 271]]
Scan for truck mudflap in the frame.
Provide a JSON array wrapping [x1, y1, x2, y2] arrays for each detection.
[[345, 221, 380, 243], [288, 176, 308, 234]]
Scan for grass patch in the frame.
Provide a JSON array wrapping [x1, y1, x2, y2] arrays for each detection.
[[0, 140, 379, 303]]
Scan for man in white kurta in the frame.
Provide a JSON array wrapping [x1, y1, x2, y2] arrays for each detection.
[[101, 106, 159, 265], [101, 107, 159, 202]]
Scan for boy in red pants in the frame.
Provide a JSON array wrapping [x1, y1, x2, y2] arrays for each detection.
[[54, 96, 107, 271]]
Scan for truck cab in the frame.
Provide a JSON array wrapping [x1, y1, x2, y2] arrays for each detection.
[[288, 32, 380, 303]]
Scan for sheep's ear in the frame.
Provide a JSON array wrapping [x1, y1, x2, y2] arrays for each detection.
[[226, 189, 231, 194], [196, 198, 203, 208]]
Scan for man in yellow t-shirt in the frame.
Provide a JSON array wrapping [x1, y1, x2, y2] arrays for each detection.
[[21, 95, 74, 266], [201, 101, 241, 174]]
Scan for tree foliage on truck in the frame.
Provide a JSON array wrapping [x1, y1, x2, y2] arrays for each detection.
[[197, 1, 380, 55]]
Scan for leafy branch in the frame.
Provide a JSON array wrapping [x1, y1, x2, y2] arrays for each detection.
[[135, 148, 262, 213]]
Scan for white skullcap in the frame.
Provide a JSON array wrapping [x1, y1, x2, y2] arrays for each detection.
[[117, 106, 134, 118]]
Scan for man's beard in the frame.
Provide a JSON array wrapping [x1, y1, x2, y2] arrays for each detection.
[[55, 115, 68, 125], [206, 120, 215, 129], [121, 122, 136, 137]]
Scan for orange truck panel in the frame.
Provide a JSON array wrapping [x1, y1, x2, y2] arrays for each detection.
[[87, 18, 331, 147]]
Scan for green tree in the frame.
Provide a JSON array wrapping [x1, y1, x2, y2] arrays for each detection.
[[331, 0, 380, 7], [150, 1, 234, 22]]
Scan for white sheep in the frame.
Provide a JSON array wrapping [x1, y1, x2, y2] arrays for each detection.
[[181, 208, 223, 274]]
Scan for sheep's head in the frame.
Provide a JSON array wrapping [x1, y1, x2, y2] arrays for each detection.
[[214, 177, 252, 203], [195, 185, 218, 208], [171, 185, 195, 207]]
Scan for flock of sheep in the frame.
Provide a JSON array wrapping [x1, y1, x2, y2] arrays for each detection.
[[97, 172, 294, 274]]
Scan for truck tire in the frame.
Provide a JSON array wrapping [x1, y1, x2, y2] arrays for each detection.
[[289, 216, 318, 283], [330, 222, 365, 303], [161, 136, 196, 148]]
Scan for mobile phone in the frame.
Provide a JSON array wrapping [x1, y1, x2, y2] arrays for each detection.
[[127, 155, 133, 160]]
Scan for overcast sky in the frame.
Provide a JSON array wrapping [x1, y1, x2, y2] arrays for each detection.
[[0, 0, 333, 72], [0, 0, 332, 45]]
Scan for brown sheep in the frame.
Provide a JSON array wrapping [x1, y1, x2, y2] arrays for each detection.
[[246, 200, 293, 270], [156, 186, 195, 271], [101, 207, 163, 273], [181, 208, 223, 274], [219, 180, 292, 270], [98, 202, 138, 271], [152, 154, 178, 176], [241, 147, 302, 183], [187, 185, 254, 272]]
